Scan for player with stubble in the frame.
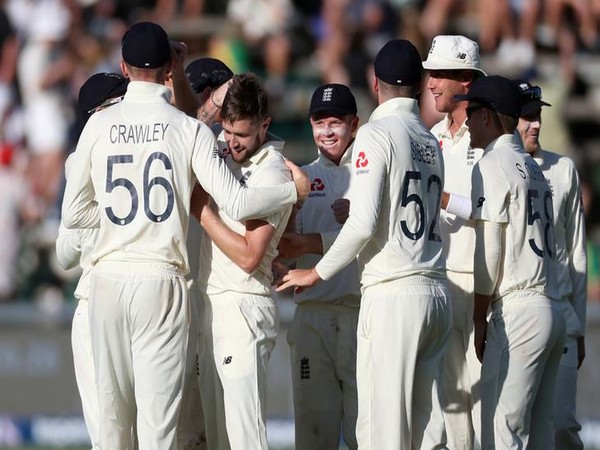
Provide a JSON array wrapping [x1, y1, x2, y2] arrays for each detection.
[[456, 75, 566, 449], [191, 73, 293, 450], [516, 81, 587, 449], [276, 39, 452, 449], [277, 83, 361, 450], [61, 22, 307, 449], [422, 34, 486, 449]]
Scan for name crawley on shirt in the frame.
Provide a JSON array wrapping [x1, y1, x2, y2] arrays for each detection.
[[110, 122, 170, 144]]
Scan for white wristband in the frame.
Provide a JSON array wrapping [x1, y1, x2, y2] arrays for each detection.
[[446, 193, 472, 219]]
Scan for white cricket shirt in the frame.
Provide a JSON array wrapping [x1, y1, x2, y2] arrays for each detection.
[[199, 136, 293, 296], [534, 149, 587, 335], [431, 116, 483, 273], [315, 98, 446, 289], [293, 145, 361, 307], [62, 81, 296, 274], [56, 225, 97, 301], [471, 134, 559, 301]]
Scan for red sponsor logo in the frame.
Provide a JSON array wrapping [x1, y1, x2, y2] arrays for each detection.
[[311, 177, 325, 191], [355, 151, 369, 168], [439, 140, 443, 150]]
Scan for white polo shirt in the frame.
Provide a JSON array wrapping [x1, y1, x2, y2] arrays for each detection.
[[62, 81, 297, 275], [533, 149, 587, 335], [471, 134, 559, 301], [293, 145, 361, 307], [199, 136, 293, 296], [432, 116, 483, 274]]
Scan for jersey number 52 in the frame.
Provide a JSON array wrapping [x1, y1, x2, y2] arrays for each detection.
[[400, 170, 442, 242]]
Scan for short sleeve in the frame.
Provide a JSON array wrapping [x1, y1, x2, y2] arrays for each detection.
[[471, 154, 509, 223]]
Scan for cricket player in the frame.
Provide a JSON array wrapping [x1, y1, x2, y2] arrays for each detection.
[[168, 49, 236, 450], [191, 73, 292, 450], [516, 80, 587, 449], [61, 22, 307, 449], [276, 39, 452, 449], [423, 34, 486, 449], [456, 75, 566, 449], [167, 40, 233, 126], [56, 72, 129, 450], [278, 83, 361, 449]]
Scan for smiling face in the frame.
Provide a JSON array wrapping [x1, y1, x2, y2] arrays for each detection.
[[517, 108, 542, 155], [222, 116, 271, 164], [426, 69, 474, 114], [309, 112, 359, 165]]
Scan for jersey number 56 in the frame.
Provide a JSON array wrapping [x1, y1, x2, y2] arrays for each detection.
[[105, 152, 175, 226]]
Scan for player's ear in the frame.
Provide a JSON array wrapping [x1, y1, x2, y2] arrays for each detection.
[[120, 61, 130, 79], [350, 115, 359, 133], [261, 116, 272, 132]]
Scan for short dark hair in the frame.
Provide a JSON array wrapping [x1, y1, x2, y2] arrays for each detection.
[[221, 73, 269, 124], [377, 79, 419, 98], [496, 112, 518, 134]]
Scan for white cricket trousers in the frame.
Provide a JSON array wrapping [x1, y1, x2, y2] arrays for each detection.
[[554, 335, 584, 449], [198, 291, 278, 450], [480, 293, 566, 450], [356, 276, 452, 450], [90, 261, 190, 450], [178, 279, 207, 450], [443, 270, 481, 450], [287, 303, 359, 450], [71, 299, 100, 449]]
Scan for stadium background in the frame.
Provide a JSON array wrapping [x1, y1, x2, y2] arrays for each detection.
[[1, 0, 600, 448]]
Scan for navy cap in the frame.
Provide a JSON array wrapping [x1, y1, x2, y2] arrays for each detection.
[[121, 22, 171, 69], [78, 72, 129, 122], [309, 83, 357, 116], [454, 75, 522, 118], [185, 57, 233, 94], [515, 80, 551, 116], [374, 39, 423, 86]]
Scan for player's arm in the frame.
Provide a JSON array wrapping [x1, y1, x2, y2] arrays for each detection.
[[198, 199, 276, 274], [564, 163, 588, 367], [168, 41, 200, 118], [442, 191, 472, 219], [276, 126, 385, 291], [191, 128, 308, 221], [473, 219, 505, 362], [55, 223, 83, 270], [470, 157, 508, 362], [278, 195, 347, 259], [61, 123, 100, 229]]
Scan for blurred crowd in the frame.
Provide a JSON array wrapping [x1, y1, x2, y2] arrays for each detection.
[[1, 0, 599, 305]]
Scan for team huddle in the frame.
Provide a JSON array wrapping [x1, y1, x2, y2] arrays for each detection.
[[57, 21, 587, 450]]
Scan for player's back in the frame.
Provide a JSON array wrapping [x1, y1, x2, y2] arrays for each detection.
[[85, 82, 210, 272], [472, 134, 559, 301], [535, 150, 584, 298], [355, 102, 446, 287]]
